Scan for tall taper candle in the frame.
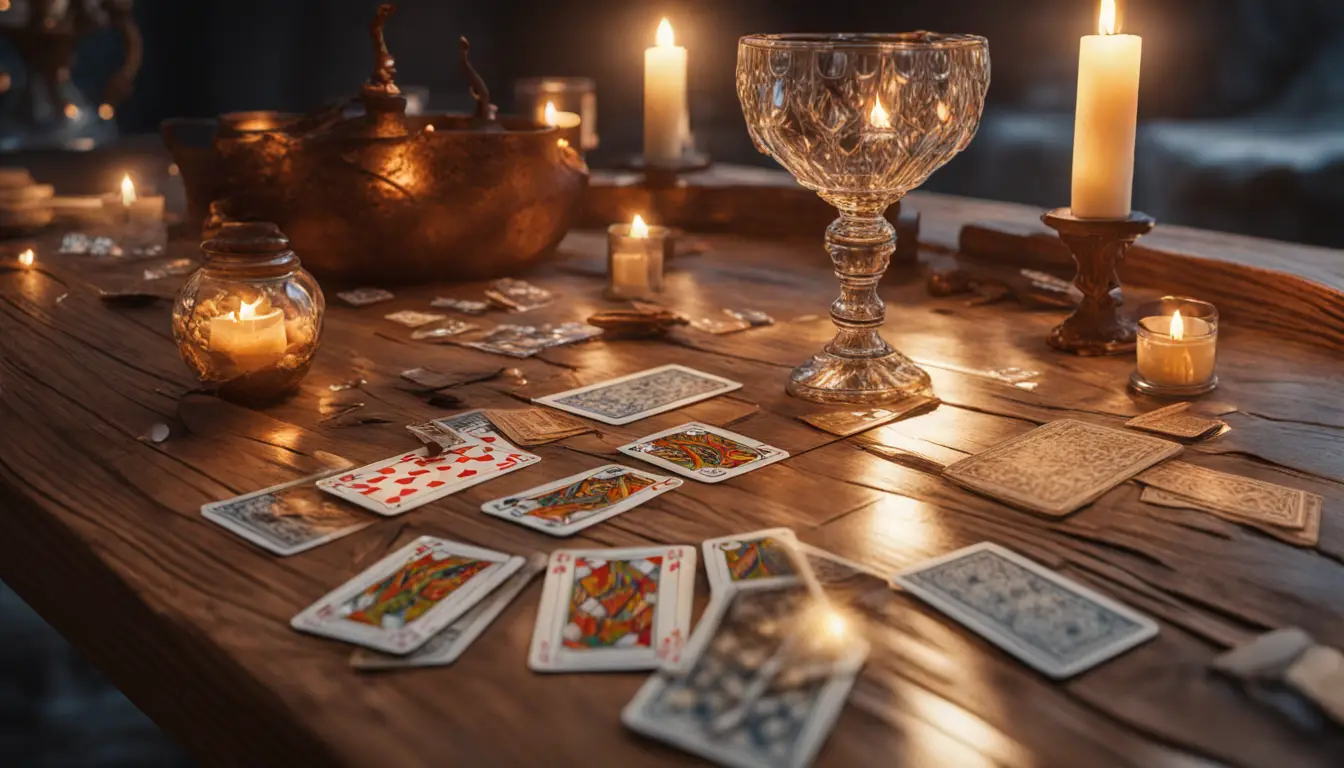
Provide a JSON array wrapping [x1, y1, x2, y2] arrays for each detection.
[[1071, 0, 1142, 219], [644, 18, 688, 165]]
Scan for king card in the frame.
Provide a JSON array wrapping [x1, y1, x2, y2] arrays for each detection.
[[890, 542, 1158, 679], [291, 536, 525, 655], [202, 469, 372, 557], [533, 364, 743, 426], [529, 545, 696, 672], [480, 464, 682, 537], [702, 528, 802, 593], [619, 422, 789, 483]]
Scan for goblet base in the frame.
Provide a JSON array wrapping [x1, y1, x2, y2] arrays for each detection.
[[786, 349, 933, 405]]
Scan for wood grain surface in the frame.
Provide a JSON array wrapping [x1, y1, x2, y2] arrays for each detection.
[[2, 172, 1342, 767]]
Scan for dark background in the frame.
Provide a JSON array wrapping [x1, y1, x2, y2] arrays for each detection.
[[3, 0, 1343, 765]]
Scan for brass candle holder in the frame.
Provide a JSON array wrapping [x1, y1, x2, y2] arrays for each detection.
[[1042, 208, 1155, 355]]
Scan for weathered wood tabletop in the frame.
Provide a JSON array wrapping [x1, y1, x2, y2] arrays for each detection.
[[2, 166, 1342, 767]]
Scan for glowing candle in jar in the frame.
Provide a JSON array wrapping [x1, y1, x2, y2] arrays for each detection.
[[607, 214, 668, 300], [209, 296, 288, 372], [543, 100, 582, 148], [1071, 0, 1142, 219], [107, 174, 166, 223], [643, 18, 688, 165], [1136, 309, 1218, 388], [870, 98, 891, 129]]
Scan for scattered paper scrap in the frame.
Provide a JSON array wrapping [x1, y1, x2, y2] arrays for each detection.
[[431, 297, 491, 315], [384, 309, 447, 328], [336, 287, 395, 307], [484, 278, 554, 312], [142, 258, 196, 281], [410, 318, 479, 340]]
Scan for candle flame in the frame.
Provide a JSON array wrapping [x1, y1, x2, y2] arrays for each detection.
[[822, 610, 849, 641], [1170, 309, 1184, 341], [17, 248, 33, 267], [120, 174, 136, 207], [424, 124, 435, 133], [870, 98, 891, 129], [1099, 0, 1118, 35], [238, 297, 264, 321], [631, 214, 649, 238], [544, 101, 558, 127], [556, 137, 570, 149], [936, 100, 950, 123], [656, 18, 674, 48]]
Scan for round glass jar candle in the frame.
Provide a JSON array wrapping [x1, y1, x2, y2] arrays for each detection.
[[515, 77, 598, 150], [172, 222, 324, 403], [606, 215, 669, 300], [1130, 296, 1218, 396]]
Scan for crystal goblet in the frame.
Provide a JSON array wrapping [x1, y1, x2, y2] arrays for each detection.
[[737, 33, 990, 403]]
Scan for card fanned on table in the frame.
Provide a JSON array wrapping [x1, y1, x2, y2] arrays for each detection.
[[529, 545, 697, 672], [534, 364, 743, 426], [1125, 402, 1226, 440], [1140, 487, 1322, 548], [291, 535, 526, 655], [620, 422, 789, 483], [480, 464, 682, 537], [483, 407, 597, 446], [202, 467, 372, 557], [942, 419, 1182, 517], [1137, 460, 1315, 531], [799, 396, 941, 437], [891, 542, 1159, 679]]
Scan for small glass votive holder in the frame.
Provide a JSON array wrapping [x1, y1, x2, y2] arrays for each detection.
[[1130, 296, 1219, 397], [606, 218, 669, 300], [515, 77, 598, 150]]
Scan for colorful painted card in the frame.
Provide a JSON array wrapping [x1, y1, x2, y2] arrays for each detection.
[[529, 545, 696, 672], [619, 422, 789, 483], [291, 535, 524, 655], [480, 464, 682, 537], [701, 528, 801, 593]]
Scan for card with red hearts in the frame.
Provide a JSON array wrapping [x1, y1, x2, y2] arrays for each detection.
[[317, 442, 540, 516]]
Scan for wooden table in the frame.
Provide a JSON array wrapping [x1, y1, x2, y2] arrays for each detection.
[[2, 171, 1342, 767]]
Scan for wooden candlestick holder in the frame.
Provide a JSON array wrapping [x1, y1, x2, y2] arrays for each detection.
[[1042, 208, 1156, 356]]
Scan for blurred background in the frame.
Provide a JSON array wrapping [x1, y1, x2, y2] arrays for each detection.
[[2, 0, 1342, 764]]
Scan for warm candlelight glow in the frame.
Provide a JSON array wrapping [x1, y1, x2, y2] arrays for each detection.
[[424, 124, 435, 133], [870, 98, 891, 129], [936, 100, 950, 123], [556, 138, 570, 149], [656, 18, 674, 47], [630, 214, 649, 239], [17, 248, 34, 267], [63, 103, 79, 119], [1169, 309, 1184, 341], [1099, 0, 1118, 35], [822, 610, 849, 641], [120, 175, 136, 207], [98, 103, 115, 120], [238, 297, 264, 321], [544, 101, 557, 126]]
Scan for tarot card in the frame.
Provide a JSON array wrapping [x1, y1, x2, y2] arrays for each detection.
[[1139, 487, 1322, 548], [481, 464, 682, 537], [534, 364, 743, 426], [1125, 402, 1225, 440], [317, 442, 540, 516], [619, 422, 789, 483], [202, 470, 372, 557], [702, 528, 801, 593], [384, 309, 447, 328], [942, 420, 1182, 517], [464, 322, 602, 358], [482, 408, 596, 447], [335, 287, 394, 307], [350, 553, 545, 671], [529, 544, 697, 672], [1138, 461, 1313, 530], [890, 542, 1159, 679], [291, 536, 525, 655], [622, 584, 868, 768], [799, 396, 940, 437]]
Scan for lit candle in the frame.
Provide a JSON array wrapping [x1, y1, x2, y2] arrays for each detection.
[[17, 248, 34, 268], [543, 101, 583, 148], [1071, 0, 1142, 219], [607, 214, 668, 300], [104, 174, 165, 222], [209, 296, 288, 372], [1136, 309, 1217, 388], [644, 18, 688, 165]]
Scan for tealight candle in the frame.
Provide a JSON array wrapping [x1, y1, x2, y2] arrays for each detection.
[[1131, 297, 1219, 395], [209, 295, 288, 372], [606, 214, 669, 300], [543, 101, 583, 149]]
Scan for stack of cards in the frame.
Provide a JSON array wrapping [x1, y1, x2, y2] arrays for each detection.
[[620, 423, 789, 484], [202, 467, 372, 557], [890, 542, 1158, 679], [1138, 461, 1322, 547], [534, 364, 742, 426], [480, 464, 682, 537], [291, 536, 527, 655], [1125, 403, 1226, 441], [483, 408, 596, 447], [942, 420, 1182, 517], [528, 545, 697, 672]]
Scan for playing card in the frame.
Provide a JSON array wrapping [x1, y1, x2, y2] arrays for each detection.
[[350, 553, 545, 671], [702, 528, 801, 593], [432, 297, 491, 315], [317, 441, 540, 516], [291, 535, 525, 655], [405, 421, 475, 454], [534, 364, 743, 426], [1139, 487, 1322, 547], [384, 309, 447, 328], [799, 396, 941, 437], [622, 583, 867, 768], [890, 542, 1159, 679], [410, 318, 479, 341], [483, 407, 596, 447], [942, 420, 1183, 517], [1137, 461, 1313, 530], [619, 422, 789, 483], [481, 464, 682, 537], [399, 367, 465, 391], [1125, 402, 1226, 440], [529, 545, 696, 672], [336, 287, 394, 307], [202, 468, 372, 556], [463, 322, 602, 358], [484, 278, 554, 312]]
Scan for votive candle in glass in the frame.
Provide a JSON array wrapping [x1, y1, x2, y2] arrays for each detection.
[[606, 214, 668, 300], [1131, 296, 1218, 396]]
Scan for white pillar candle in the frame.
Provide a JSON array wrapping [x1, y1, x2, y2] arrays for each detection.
[[1071, 0, 1142, 219], [1136, 311, 1217, 387], [644, 18, 688, 165], [210, 296, 288, 372]]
